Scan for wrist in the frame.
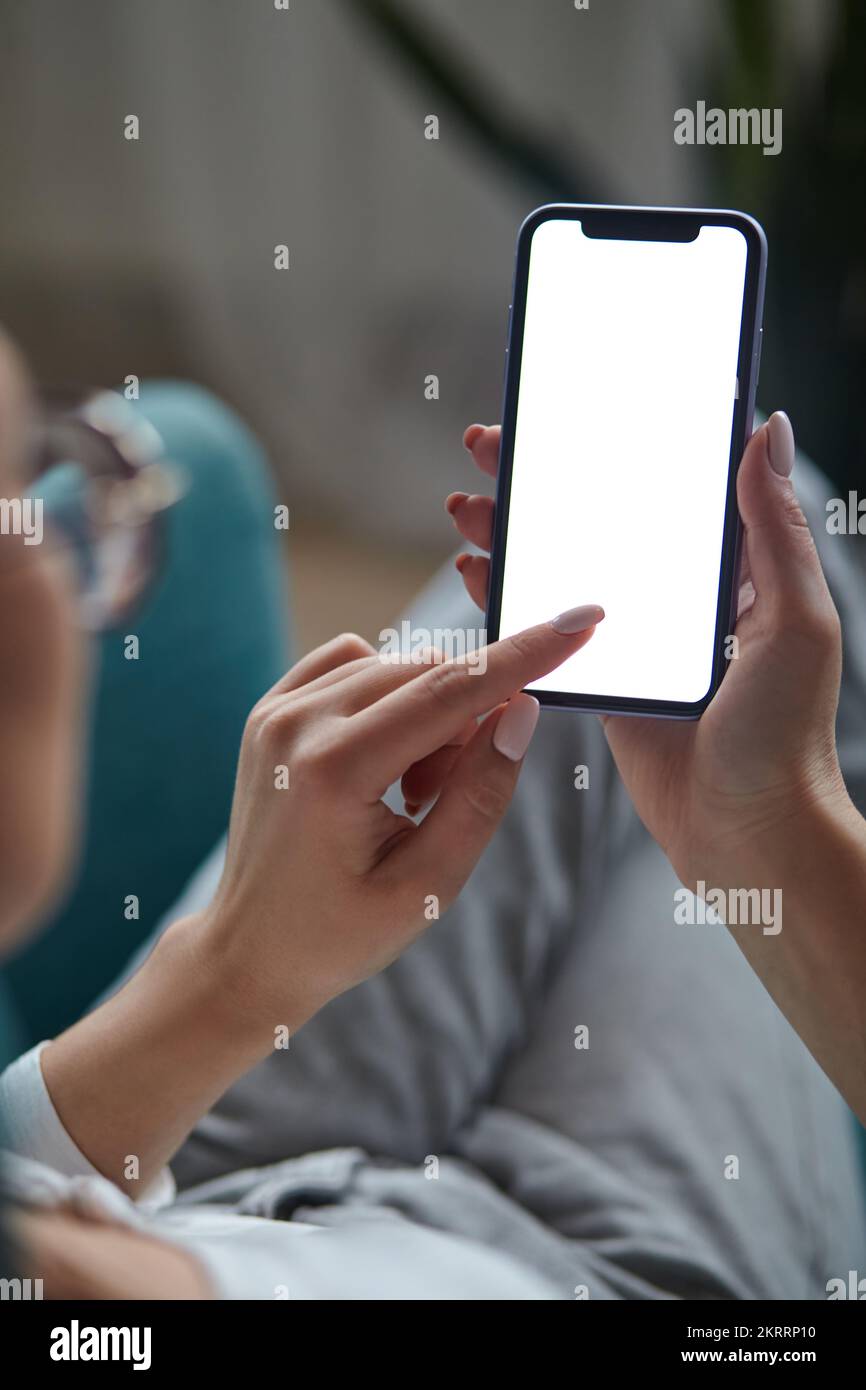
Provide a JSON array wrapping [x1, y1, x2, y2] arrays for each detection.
[[180, 904, 320, 1048], [697, 778, 861, 893]]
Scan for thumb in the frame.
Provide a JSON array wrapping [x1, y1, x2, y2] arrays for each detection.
[[736, 412, 831, 619], [398, 692, 540, 902]]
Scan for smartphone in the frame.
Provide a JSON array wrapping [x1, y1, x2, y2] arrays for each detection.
[[486, 203, 767, 718]]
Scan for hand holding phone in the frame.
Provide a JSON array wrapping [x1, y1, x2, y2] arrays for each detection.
[[452, 417, 866, 1129], [451, 408, 844, 892]]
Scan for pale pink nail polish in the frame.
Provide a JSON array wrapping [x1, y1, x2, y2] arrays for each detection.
[[767, 411, 795, 478], [552, 604, 605, 634], [493, 693, 540, 762]]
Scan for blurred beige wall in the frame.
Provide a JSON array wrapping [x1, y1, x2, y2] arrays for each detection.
[[0, 0, 833, 562]]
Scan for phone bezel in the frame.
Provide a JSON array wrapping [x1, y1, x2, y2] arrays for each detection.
[[485, 202, 767, 719]]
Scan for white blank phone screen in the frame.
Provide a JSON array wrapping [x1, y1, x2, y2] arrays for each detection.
[[498, 219, 748, 704]]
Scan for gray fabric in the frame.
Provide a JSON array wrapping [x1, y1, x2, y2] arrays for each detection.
[[162, 451, 866, 1299]]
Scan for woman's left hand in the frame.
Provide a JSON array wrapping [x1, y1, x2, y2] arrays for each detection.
[[449, 417, 849, 890]]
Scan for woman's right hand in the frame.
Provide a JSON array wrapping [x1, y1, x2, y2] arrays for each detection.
[[201, 611, 602, 1029], [42, 608, 603, 1192]]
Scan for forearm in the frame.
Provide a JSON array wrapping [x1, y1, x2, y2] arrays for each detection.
[[40, 914, 292, 1193], [704, 790, 866, 1122], [13, 1208, 212, 1299]]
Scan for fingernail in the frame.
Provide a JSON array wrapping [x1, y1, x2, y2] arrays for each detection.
[[445, 491, 468, 516], [767, 411, 795, 478], [552, 603, 605, 634], [464, 424, 486, 451], [493, 693, 540, 762], [455, 553, 470, 572]]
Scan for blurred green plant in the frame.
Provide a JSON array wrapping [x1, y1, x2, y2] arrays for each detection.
[[346, 0, 865, 492], [340, 0, 609, 199], [711, 0, 866, 493]]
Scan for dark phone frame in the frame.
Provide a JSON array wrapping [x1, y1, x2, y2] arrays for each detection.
[[485, 203, 767, 719]]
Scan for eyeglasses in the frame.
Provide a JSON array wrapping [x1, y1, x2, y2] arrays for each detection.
[[22, 390, 184, 630]]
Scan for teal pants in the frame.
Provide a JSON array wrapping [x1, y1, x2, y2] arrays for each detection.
[[3, 383, 290, 1045]]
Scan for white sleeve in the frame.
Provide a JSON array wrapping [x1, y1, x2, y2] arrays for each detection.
[[0, 1042, 175, 1211]]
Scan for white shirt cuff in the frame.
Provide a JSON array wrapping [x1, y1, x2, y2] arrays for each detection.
[[0, 1041, 175, 1210]]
